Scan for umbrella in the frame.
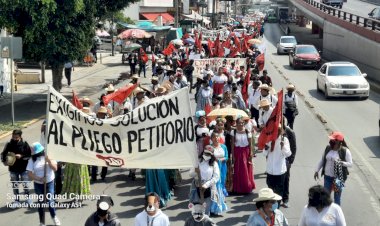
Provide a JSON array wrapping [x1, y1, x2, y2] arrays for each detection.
[[171, 39, 184, 46], [248, 39, 262, 45], [207, 108, 249, 119], [96, 29, 110, 37], [185, 37, 195, 45], [118, 29, 152, 39], [123, 43, 142, 52]]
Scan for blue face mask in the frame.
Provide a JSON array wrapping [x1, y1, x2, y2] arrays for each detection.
[[271, 202, 278, 211]]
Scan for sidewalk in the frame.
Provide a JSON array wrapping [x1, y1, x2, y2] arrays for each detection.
[[0, 53, 153, 137]]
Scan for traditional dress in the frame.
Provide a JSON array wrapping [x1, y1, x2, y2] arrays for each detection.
[[196, 86, 213, 112], [212, 75, 227, 96], [145, 169, 172, 207], [61, 163, 91, 197], [210, 144, 228, 215], [231, 129, 255, 194]]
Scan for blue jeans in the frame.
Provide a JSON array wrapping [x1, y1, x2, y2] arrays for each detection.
[[324, 175, 341, 205], [34, 181, 56, 223], [10, 171, 30, 200]]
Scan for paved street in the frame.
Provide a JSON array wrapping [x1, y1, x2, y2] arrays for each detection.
[[1, 23, 380, 225]]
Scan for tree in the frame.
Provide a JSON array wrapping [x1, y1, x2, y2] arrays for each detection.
[[0, 0, 137, 91]]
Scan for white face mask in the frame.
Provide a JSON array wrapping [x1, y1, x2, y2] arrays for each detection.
[[203, 155, 211, 161]]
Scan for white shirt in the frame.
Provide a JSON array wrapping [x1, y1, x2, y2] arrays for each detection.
[[201, 69, 214, 77], [212, 75, 227, 84], [230, 130, 252, 147], [134, 209, 170, 226], [264, 136, 291, 175], [213, 145, 225, 159], [283, 92, 298, 111], [190, 160, 220, 188], [298, 203, 347, 226], [316, 149, 353, 177], [258, 107, 274, 127], [196, 126, 209, 137], [248, 87, 261, 110], [26, 156, 57, 184], [245, 119, 257, 133]]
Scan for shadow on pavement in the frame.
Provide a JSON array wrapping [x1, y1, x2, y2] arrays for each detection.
[[363, 136, 380, 158]]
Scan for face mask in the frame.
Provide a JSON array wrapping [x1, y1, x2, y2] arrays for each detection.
[[232, 87, 238, 92], [203, 155, 211, 161], [271, 202, 278, 211], [10, 139, 18, 145]]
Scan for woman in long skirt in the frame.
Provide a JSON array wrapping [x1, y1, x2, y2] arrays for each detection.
[[146, 169, 172, 207], [230, 117, 255, 194], [61, 163, 91, 203], [196, 79, 213, 112], [210, 132, 228, 215]]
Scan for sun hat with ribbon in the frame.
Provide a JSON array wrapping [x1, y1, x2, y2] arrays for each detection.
[[253, 188, 282, 202]]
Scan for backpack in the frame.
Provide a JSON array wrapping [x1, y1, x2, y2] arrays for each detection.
[[321, 145, 349, 181]]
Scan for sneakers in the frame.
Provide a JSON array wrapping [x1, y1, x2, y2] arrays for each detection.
[[53, 216, 61, 226], [39, 223, 45, 226]]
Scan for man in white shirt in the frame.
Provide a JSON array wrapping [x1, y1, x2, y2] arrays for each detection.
[[201, 64, 214, 78], [263, 126, 291, 207], [135, 193, 170, 226], [248, 80, 262, 125], [258, 99, 274, 129], [173, 69, 188, 90], [258, 84, 277, 107]]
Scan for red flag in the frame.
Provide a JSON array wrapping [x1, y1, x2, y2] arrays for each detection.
[[214, 34, 220, 57], [162, 43, 175, 56], [256, 53, 265, 71], [72, 90, 83, 109], [207, 39, 214, 57], [257, 90, 284, 150], [103, 83, 139, 105], [234, 35, 241, 52], [204, 103, 212, 125], [197, 33, 203, 50], [221, 39, 231, 49], [241, 68, 251, 104]]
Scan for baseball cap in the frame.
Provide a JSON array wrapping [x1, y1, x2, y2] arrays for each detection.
[[328, 131, 344, 141]]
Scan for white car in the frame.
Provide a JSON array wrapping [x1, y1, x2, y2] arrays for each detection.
[[277, 36, 297, 54], [316, 62, 370, 99]]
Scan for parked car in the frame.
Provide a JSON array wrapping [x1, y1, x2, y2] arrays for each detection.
[[322, 0, 343, 8], [368, 7, 380, 28], [316, 61, 370, 99], [289, 45, 321, 69], [277, 36, 297, 54]]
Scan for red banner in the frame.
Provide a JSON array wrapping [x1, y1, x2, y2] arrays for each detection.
[[103, 83, 139, 105], [72, 90, 83, 109]]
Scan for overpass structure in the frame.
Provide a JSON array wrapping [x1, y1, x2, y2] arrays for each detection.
[[286, 0, 380, 83]]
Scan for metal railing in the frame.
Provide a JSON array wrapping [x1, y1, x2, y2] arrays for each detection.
[[304, 0, 380, 31]]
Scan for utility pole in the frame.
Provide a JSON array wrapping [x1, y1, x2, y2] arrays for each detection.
[[111, 13, 114, 56], [175, 0, 179, 27]]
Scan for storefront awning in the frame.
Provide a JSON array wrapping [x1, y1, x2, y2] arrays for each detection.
[[141, 13, 174, 25]]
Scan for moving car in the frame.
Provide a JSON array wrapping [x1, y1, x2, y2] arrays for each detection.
[[277, 36, 297, 54], [322, 0, 343, 8], [316, 62, 370, 99], [368, 7, 380, 20], [289, 44, 321, 69]]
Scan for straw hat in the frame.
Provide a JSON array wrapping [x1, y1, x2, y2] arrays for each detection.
[[4, 152, 16, 166], [80, 97, 94, 106], [82, 107, 91, 114], [259, 84, 270, 91], [134, 87, 145, 95], [105, 84, 116, 92], [131, 75, 139, 80], [253, 188, 282, 202], [151, 76, 159, 81], [259, 99, 271, 108], [156, 86, 166, 94], [286, 84, 295, 90], [97, 106, 108, 114]]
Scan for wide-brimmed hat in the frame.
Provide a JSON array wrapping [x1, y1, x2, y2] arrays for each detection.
[[105, 84, 116, 92], [131, 75, 139, 80], [286, 84, 296, 90], [156, 86, 166, 94], [259, 84, 270, 91], [97, 106, 108, 114], [134, 87, 145, 95], [80, 97, 94, 106], [82, 107, 91, 114], [151, 76, 159, 81], [253, 188, 282, 202], [329, 131, 344, 141], [203, 145, 214, 155], [4, 152, 16, 166], [259, 99, 271, 108], [31, 142, 44, 155]]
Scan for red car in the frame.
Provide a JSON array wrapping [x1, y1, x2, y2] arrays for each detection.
[[289, 45, 321, 69]]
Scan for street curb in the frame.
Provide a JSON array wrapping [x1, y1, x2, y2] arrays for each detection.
[[0, 115, 45, 140]]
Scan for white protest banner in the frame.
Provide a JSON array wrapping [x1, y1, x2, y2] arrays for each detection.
[[46, 87, 198, 169], [199, 27, 229, 41], [193, 58, 247, 75]]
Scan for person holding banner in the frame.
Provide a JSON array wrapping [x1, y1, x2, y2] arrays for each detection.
[[189, 145, 220, 216], [27, 142, 61, 226], [230, 117, 255, 194], [258, 99, 274, 130]]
